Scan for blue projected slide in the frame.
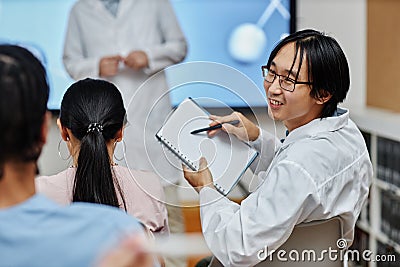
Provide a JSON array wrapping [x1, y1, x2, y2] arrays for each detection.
[[0, 0, 76, 110], [167, 0, 291, 107], [0, 0, 291, 109]]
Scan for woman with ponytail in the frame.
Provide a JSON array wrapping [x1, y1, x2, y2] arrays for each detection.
[[36, 78, 168, 236]]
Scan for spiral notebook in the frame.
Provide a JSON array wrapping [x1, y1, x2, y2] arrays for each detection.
[[156, 98, 258, 195]]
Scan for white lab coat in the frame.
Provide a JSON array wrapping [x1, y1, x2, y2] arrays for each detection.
[[199, 108, 373, 267], [63, 0, 187, 184]]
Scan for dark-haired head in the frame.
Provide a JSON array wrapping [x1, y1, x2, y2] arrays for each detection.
[[59, 78, 126, 210], [266, 29, 350, 118], [0, 45, 49, 179]]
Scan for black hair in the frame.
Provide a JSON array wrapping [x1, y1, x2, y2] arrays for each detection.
[[60, 78, 127, 210], [266, 29, 350, 118], [0, 45, 49, 179]]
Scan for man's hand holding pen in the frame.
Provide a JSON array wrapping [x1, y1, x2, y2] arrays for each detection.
[[206, 112, 260, 142]]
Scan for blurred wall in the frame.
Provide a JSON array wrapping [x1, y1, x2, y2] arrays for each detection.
[[297, 0, 366, 110]]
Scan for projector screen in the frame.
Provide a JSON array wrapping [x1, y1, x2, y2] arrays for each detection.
[[167, 0, 295, 107], [0, 0, 295, 110]]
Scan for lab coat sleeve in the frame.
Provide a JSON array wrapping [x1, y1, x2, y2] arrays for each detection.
[[199, 160, 320, 267], [144, 0, 187, 75], [63, 8, 101, 80], [249, 128, 282, 175]]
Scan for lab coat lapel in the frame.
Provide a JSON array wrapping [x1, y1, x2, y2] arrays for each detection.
[[117, 0, 138, 18], [88, 0, 117, 21]]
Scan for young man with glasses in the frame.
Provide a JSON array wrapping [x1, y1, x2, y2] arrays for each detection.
[[183, 29, 372, 266]]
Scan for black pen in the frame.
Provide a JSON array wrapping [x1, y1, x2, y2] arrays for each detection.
[[190, 120, 240, 134]]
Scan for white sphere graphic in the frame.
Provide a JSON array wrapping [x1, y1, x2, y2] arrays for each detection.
[[228, 23, 267, 64]]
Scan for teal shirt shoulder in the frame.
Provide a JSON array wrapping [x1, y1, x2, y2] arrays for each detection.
[[0, 194, 143, 267]]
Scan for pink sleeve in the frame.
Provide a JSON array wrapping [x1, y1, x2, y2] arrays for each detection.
[[35, 170, 73, 205], [117, 167, 170, 236]]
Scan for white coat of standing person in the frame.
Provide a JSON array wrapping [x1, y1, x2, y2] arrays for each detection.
[[63, 1, 188, 266]]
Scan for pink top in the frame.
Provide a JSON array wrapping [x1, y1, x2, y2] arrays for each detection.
[[35, 165, 169, 236]]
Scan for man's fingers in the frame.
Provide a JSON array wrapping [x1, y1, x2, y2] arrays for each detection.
[[209, 114, 230, 125], [199, 157, 208, 170], [209, 113, 240, 125], [221, 123, 237, 134], [182, 163, 191, 172], [207, 129, 220, 137], [209, 115, 222, 126]]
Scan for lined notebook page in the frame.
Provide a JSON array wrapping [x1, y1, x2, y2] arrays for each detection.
[[156, 98, 258, 195]]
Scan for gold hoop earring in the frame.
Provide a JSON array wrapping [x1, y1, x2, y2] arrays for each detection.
[[58, 139, 71, 161], [113, 139, 126, 162]]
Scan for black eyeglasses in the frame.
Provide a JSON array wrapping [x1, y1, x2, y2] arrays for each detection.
[[261, 65, 312, 92]]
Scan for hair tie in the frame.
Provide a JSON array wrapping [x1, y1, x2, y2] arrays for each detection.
[[87, 122, 103, 133]]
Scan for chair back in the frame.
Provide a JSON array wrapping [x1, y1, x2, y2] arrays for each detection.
[[209, 217, 346, 267]]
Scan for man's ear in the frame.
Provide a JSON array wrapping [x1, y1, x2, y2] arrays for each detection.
[[316, 89, 332, 105], [40, 111, 52, 145], [56, 118, 70, 141]]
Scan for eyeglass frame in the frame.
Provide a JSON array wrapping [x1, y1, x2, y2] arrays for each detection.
[[261, 65, 312, 92]]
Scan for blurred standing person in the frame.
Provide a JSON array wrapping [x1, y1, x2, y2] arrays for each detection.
[[63, 1, 187, 266]]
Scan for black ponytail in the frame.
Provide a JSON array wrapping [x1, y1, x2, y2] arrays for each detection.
[[60, 78, 127, 210]]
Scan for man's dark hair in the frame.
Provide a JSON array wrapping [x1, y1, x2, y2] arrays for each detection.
[[266, 29, 350, 118], [0, 45, 49, 179]]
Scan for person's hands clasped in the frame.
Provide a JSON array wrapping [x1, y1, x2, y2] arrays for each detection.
[[124, 50, 149, 71], [208, 112, 260, 142], [99, 55, 123, 77], [183, 157, 215, 193]]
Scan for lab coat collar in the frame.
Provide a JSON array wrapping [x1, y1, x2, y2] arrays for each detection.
[[89, 0, 133, 18], [282, 107, 349, 146]]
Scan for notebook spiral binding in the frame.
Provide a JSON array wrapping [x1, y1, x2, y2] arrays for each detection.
[[156, 135, 199, 171], [214, 184, 225, 194], [157, 135, 226, 194]]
